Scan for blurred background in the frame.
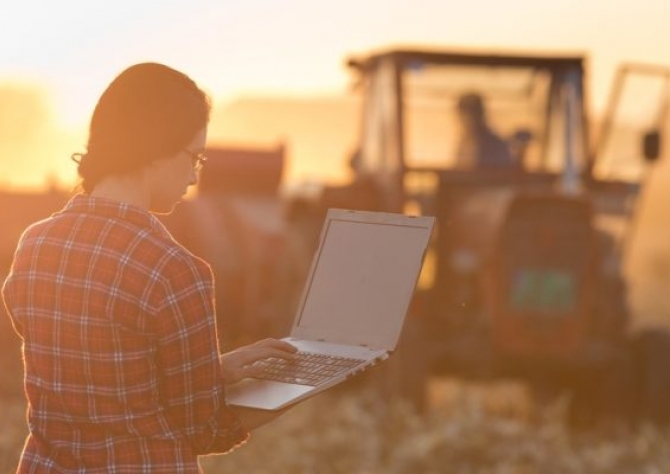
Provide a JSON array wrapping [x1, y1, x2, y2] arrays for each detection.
[[3, 0, 670, 472]]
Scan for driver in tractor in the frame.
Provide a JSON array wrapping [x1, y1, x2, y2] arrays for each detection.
[[454, 92, 518, 169]]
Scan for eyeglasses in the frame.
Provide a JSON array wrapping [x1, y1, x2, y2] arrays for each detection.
[[183, 149, 208, 172]]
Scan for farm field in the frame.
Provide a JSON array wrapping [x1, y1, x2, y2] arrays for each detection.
[[3, 378, 670, 473]]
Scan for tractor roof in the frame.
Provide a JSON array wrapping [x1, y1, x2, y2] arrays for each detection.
[[346, 47, 585, 73]]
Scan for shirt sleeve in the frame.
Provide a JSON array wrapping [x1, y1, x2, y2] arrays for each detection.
[[152, 253, 249, 455]]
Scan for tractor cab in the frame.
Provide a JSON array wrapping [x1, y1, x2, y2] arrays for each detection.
[[346, 49, 589, 210], [324, 48, 670, 403]]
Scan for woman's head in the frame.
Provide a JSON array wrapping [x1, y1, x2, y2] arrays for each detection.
[[75, 63, 211, 193]]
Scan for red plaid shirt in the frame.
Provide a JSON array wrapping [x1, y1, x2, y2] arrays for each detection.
[[2, 194, 249, 473]]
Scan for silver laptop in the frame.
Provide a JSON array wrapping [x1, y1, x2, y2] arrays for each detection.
[[225, 208, 435, 410]]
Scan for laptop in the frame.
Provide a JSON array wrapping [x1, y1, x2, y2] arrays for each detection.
[[225, 208, 435, 410]]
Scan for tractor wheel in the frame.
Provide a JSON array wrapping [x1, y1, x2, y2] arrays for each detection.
[[371, 318, 433, 412], [568, 347, 637, 429], [631, 327, 670, 425]]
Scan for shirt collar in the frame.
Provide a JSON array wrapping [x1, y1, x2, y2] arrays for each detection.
[[59, 194, 171, 237]]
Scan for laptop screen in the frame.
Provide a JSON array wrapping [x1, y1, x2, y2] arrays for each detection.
[[291, 209, 434, 351]]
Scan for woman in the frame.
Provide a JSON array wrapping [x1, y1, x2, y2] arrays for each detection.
[[2, 63, 296, 473]]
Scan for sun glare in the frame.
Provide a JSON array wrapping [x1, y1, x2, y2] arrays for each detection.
[[0, 80, 83, 191]]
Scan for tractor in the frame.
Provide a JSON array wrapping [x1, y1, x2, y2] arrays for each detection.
[[282, 47, 670, 424]]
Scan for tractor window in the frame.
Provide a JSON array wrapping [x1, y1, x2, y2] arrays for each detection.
[[401, 62, 551, 172], [594, 70, 670, 182], [359, 59, 401, 176]]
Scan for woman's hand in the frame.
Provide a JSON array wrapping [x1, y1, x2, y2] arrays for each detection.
[[220, 338, 297, 385]]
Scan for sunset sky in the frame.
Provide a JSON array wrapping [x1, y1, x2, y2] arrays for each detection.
[[1, 0, 670, 189]]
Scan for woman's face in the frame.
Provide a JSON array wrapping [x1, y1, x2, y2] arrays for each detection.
[[147, 127, 207, 214]]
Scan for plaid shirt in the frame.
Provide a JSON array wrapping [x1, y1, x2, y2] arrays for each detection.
[[2, 194, 249, 473]]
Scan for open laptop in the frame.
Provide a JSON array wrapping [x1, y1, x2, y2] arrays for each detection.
[[226, 208, 435, 410]]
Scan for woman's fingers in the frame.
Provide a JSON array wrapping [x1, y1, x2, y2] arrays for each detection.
[[245, 339, 298, 362], [220, 339, 298, 384], [236, 343, 296, 365], [251, 338, 298, 353]]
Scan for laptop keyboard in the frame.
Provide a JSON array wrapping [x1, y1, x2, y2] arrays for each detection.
[[251, 351, 363, 386]]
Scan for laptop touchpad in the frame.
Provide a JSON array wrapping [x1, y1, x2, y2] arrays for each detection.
[[226, 379, 313, 410]]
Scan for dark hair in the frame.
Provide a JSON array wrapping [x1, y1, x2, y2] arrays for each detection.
[[74, 63, 211, 193], [457, 92, 485, 120]]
